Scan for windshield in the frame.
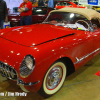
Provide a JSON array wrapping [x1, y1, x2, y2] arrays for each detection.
[[57, 2, 72, 6], [43, 12, 90, 31], [32, 7, 48, 15]]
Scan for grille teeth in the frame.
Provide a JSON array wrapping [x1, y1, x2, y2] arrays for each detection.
[[0, 62, 17, 81], [4, 66, 7, 76], [7, 67, 10, 77], [0, 64, 2, 72], [11, 69, 14, 79]]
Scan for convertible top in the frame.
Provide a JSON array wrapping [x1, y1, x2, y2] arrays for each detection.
[[50, 8, 100, 20]]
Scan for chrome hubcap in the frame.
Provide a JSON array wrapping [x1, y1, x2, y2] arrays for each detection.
[[46, 66, 63, 89]]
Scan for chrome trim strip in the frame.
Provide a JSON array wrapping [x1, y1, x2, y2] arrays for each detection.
[[74, 48, 100, 64], [19, 85, 29, 92]]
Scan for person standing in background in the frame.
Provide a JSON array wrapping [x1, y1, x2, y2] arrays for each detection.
[[48, 0, 54, 8], [18, 0, 32, 26], [0, 0, 8, 29], [38, 0, 45, 6]]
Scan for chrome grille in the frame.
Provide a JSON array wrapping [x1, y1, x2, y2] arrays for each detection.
[[0, 62, 17, 81]]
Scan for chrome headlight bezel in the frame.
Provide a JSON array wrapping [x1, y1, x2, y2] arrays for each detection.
[[19, 55, 35, 78]]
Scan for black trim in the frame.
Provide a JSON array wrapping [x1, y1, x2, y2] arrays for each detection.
[[35, 33, 75, 46], [0, 33, 75, 47]]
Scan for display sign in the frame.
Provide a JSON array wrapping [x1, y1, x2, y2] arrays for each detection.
[[3, 22, 10, 29], [79, 0, 100, 5], [88, 0, 98, 5]]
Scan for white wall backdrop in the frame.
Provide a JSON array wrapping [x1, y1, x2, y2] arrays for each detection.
[[4, 0, 23, 8], [4, 0, 23, 13]]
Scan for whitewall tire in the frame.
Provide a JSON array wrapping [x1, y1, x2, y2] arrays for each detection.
[[39, 61, 67, 97]]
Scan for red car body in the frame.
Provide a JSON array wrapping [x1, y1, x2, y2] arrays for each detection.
[[0, 8, 100, 97], [8, 7, 52, 27], [55, 1, 87, 9]]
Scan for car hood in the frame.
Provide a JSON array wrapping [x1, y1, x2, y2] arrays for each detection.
[[0, 24, 75, 47]]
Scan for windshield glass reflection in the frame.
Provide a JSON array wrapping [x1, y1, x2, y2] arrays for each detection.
[[43, 12, 90, 30]]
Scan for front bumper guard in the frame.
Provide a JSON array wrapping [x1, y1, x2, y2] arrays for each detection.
[[17, 78, 40, 92], [17, 79, 40, 86]]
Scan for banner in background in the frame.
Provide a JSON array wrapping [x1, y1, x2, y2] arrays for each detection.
[[88, 0, 98, 5], [79, 0, 100, 5]]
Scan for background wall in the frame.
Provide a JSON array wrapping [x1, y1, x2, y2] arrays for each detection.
[[4, 0, 23, 13]]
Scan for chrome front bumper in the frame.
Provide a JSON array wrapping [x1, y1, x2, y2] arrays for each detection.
[[17, 79, 40, 92], [0, 61, 40, 92], [17, 78, 40, 86]]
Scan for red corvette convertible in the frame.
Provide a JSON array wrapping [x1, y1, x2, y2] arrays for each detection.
[[8, 7, 52, 27], [0, 8, 100, 97], [55, 1, 88, 9]]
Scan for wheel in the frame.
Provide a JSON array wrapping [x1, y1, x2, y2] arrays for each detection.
[[39, 61, 67, 98]]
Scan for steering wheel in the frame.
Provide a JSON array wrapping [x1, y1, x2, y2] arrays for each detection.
[[75, 20, 90, 31]]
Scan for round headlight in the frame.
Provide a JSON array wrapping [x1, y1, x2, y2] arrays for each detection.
[[19, 55, 35, 78]]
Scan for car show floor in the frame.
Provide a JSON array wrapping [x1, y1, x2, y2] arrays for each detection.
[[0, 54, 100, 100]]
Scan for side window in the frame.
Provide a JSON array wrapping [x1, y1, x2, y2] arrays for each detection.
[[91, 18, 100, 30], [57, 2, 72, 6]]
